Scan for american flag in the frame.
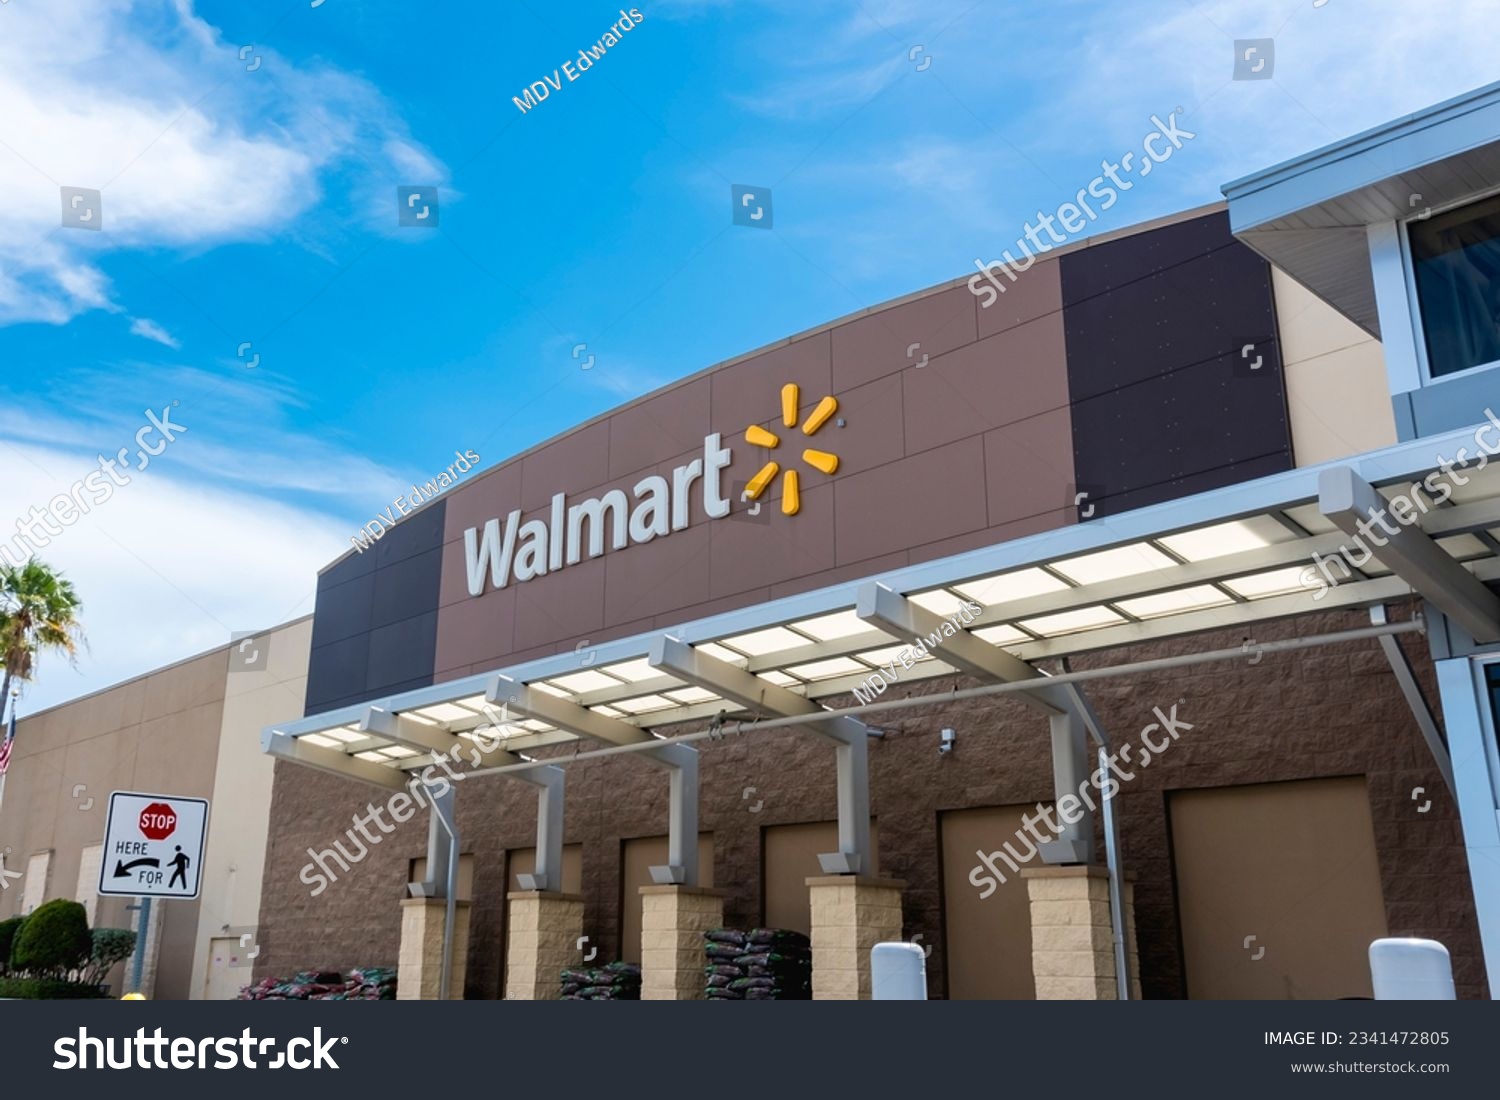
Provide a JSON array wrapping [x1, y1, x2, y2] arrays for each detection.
[[0, 703, 15, 777]]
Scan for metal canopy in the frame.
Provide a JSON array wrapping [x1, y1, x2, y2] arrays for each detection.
[[1222, 79, 1500, 336], [263, 424, 1500, 788]]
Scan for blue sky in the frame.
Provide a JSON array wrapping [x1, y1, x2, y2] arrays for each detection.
[[1, 0, 1496, 711]]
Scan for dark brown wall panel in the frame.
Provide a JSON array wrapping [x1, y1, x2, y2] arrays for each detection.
[[1061, 211, 1292, 518], [305, 500, 445, 715]]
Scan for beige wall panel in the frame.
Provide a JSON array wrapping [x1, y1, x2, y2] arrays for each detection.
[[75, 842, 103, 926], [617, 833, 715, 964], [506, 844, 583, 895], [939, 805, 1043, 1000], [762, 820, 878, 934], [22, 850, 50, 913], [1170, 776, 1388, 1000], [189, 618, 311, 999], [1273, 269, 1398, 466], [410, 853, 476, 901]]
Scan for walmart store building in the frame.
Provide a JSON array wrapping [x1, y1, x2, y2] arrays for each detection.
[[22, 85, 1500, 1001], [251, 82, 1500, 1002]]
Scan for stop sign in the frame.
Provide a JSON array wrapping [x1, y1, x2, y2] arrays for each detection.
[[139, 802, 177, 840]]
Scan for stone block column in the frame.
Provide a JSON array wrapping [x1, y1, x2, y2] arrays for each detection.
[[397, 898, 471, 1000], [1021, 865, 1140, 999], [639, 885, 726, 1000], [1124, 879, 1142, 1000], [806, 875, 906, 1000], [504, 891, 584, 1000]]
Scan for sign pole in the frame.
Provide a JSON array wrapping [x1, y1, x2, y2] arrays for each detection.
[[129, 896, 152, 994]]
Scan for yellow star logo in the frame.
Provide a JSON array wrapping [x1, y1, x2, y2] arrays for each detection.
[[742, 383, 840, 516]]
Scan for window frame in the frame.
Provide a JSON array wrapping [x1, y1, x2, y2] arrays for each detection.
[[1401, 184, 1500, 387]]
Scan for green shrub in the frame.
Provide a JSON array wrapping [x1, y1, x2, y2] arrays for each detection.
[[0, 916, 25, 974], [79, 928, 136, 988], [11, 900, 91, 978], [0, 976, 106, 999]]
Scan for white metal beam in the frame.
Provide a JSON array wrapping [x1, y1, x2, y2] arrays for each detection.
[[358, 706, 464, 755], [509, 764, 566, 892], [647, 636, 870, 745], [487, 674, 705, 886], [1370, 607, 1455, 796], [262, 730, 408, 792], [486, 675, 654, 746], [856, 581, 1063, 716], [1320, 467, 1500, 643], [649, 633, 874, 873], [1434, 657, 1500, 999]]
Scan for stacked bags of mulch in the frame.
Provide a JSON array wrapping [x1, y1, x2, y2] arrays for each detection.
[[319, 966, 397, 1001], [560, 961, 641, 1000], [239, 969, 343, 1000], [238, 967, 397, 1001], [704, 927, 811, 1000]]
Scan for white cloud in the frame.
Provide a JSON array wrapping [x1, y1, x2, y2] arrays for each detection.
[[0, 0, 446, 326], [0, 361, 414, 507], [0, 437, 347, 715], [129, 318, 180, 349]]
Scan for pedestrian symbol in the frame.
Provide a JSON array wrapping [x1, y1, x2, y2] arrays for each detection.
[[168, 846, 190, 890]]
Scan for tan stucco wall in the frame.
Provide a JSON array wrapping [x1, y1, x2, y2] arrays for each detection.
[[188, 617, 313, 999], [0, 645, 230, 998], [1273, 268, 1399, 466], [0, 617, 311, 1000]]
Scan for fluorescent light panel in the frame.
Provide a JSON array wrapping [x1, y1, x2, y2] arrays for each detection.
[[791, 610, 871, 641], [546, 669, 627, 694], [1051, 543, 1175, 586], [719, 626, 809, 656], [1222, 567, 1313, 599], [1157, 517, 1287, 562], [1114, 585, 1234, 619], [784, 657, 868, 680], [1018, 606, 1125, 636], [955, 568, 1068, 606]]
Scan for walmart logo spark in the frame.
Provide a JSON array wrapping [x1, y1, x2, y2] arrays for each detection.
[[742, 383, 840, 517]]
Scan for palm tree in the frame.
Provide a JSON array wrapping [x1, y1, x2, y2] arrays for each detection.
[[0, 560, 85, 728]]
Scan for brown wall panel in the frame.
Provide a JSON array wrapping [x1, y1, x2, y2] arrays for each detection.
[[415, 234, 1079, 683]]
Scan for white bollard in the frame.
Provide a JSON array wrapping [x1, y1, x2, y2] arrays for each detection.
[[871, 941, 927, 1001], [1369, 937, 1456, 1000]]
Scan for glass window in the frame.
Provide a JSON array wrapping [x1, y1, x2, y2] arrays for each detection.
[[1409, 193, 1500, 378]]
